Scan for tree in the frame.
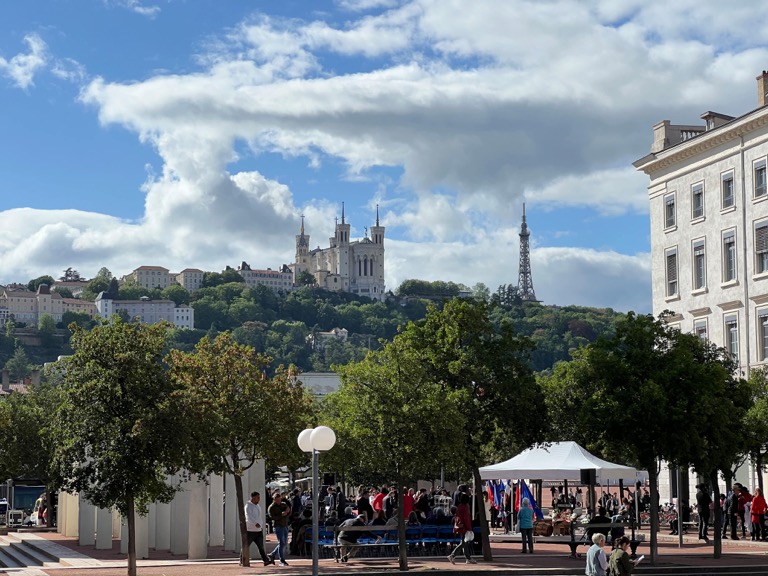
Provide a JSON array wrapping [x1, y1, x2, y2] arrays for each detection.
[[51, 319, 186, 576], [542, 312, 750, 562], [396, 299, 545, 559], [52, 286, 74, 299], [327, 336, 466, 570], [95, 267, 113, 281], [60, 311, 93, 330], [38, 313, 56, 346], [5, 346, 32, 382], [297, 270, 315, 286], [27, 275, 55, 292], [166, 333, 313, 567], [161, 284, 190, 306]]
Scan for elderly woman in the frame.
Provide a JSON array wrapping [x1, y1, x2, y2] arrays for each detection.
[[518, 497, 534, 553], [585, 533, 608, 576]]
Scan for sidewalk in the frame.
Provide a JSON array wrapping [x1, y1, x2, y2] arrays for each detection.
[[28, 529, 768, 576]]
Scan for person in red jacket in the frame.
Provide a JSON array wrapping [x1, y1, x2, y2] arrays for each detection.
[[447, 493, 476, 565], [737, 484, 753, 538], [751, 487, 767, 541]]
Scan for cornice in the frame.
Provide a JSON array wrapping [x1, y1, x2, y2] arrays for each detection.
[[636, 108, 768, 174]]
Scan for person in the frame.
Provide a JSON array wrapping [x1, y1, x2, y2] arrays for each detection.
[[728, 486, 741, 540], [407, 511, 422, 526], [291, 488, 303, 521], [585, 533, 608, 576], [608, 536, 637, 576], [695, 484, 711, 542], [337, 514, 382, 563], [587, 507, 611, 540], [738, 484, 752, 538], [244, 492, 272, 566], [289, 509, 313, 555], [669, 508, 679, 535], [372, 487, 387, 514], [267, 491, 292, 566], [518, 497, 534, 553], [335, 485, 347, 516], [751, 487, 767, 541], [447, 493, 476, 565], [356, 488, 374, 523]]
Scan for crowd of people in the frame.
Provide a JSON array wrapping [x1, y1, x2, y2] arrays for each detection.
[[242, 483, 482, 566]]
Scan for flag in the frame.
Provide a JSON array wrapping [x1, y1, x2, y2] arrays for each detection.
[[520, 479, 543, 519]]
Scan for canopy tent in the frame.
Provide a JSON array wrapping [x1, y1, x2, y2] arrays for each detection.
[[479, 441, 647, 483]]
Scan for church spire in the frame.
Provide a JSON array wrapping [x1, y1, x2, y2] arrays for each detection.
[[376, 204, 380, 226], [341, 202, 345, 225], [300, 214, 305, 236]]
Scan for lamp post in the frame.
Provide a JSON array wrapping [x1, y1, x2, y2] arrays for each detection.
[[298, 426, 336, 576]]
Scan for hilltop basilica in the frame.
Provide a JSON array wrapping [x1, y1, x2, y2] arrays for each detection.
[[290, 204, 386, 301]]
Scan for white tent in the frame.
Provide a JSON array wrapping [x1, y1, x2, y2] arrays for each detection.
[[479, 441, 647, 483]]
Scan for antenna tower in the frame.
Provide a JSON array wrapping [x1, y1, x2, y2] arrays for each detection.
[[517, 203, 537, 301]]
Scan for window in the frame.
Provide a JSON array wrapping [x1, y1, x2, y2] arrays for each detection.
[[693, 319, 708, 340], [723, 230, 736, 282], [665, 248, 678, 297], [691, 183, 704, 219], [725, 315, 739, 362], [693, 240, 706, 290], [756, 222, 768, 274], [756, 159, 767, 198], [760, 309, 768, 361], [664, 194, 676, 228], [722, 171, 735, 209]]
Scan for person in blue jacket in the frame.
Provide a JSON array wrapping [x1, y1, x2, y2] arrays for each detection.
[[518, 497, 535, 553]]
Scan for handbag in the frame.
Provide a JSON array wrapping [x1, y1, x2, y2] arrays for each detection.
[[464, 530, 474, 542]]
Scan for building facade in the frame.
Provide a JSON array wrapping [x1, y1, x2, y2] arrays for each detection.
[[237, 262, 293, 292], [0, 285, 64, 325], [173, 268, 205, 293], [634, 72, 768, 375], [634, 71, 768, 498], [123, 266, 173, 290], [291, 205, 385, 300], [95, 293, 195, 329]]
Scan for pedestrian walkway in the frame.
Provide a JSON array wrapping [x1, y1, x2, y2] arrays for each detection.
[[17, 529, 768, 576]]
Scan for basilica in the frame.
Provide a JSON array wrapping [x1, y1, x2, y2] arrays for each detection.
[[291, 204, 385, 301]]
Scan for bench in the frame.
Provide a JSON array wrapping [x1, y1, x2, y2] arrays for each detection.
[[552, 523, 645, 559]]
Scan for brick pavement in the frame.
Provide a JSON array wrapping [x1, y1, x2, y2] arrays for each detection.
[[27, 530, 768, 576]]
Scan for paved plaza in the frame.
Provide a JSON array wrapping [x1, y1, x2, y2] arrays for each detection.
[[13, 530, 768, 576]]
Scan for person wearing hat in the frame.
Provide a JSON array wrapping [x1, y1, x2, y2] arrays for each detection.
[[337, 514, 381, 563]]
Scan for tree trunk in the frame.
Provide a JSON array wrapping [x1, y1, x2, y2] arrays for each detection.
[[45, 489, 53, 528], [397, 475, 408, 571], [648, 467, 658, 565], [235, 470, 250, 567], [711, 471, 722, 559], [127, 495, 137, 576], [757, 456, 764, 493], [473, 466, 492, 561]]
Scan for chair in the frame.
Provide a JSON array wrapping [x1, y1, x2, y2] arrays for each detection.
[[405, 526, 422, 555], [303, 527, 314, 557], [437, 525, 460, 553]]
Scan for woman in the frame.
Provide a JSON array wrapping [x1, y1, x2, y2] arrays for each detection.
[[608, 536, 635, 576], [447, 493, 476, 565], [751, 487, 767, 541], [585, 533, 608, 576], [518, 497, 534, 553], [407, 511, 422, 526]]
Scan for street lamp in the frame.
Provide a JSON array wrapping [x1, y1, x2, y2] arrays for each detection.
[[298, 426, 336, 576]]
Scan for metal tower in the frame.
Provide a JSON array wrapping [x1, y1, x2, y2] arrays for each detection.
[[517, 203, 537, 301]]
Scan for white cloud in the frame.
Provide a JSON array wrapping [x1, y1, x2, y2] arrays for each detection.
[[107, 0, 161, 18], [0, 34, 48, 89]]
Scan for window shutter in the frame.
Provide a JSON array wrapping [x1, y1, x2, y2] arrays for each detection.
[[666, 252, 677, 281], [757, 225, 768, 254]]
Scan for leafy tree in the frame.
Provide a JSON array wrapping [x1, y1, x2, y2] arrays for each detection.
[[5, 346, 32, 382], [297, 270, 315, 286], [108, 277, 120, 298], [395, 279, 461, 298], [27, 275, 55, 292], [220, 268, 245, 284], [0, 384, 60, 526], [95, 267, 113, 281], [38, 313, 56, 346], [60, 311, 93, 330], [742, 368, 768, 492], [51, 319, 186, 576], [161, 284, 190, 306], [52, 286, 74, 299], [397, 299, 545, 559], [542, 312, 750, 561], [328, 337, 467, 570], [167, 333, 313, 567]]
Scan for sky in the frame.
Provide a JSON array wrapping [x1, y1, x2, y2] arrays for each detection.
[[2, 1, 768, 313]]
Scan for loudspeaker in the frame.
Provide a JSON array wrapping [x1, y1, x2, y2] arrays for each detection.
[[580, 468, 596, 485], [323, 473, 336, 486]]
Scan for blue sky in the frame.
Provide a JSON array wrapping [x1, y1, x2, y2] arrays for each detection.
[[1, 0, 767, 312]]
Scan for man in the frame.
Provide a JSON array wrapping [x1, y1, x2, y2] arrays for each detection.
[[372, 487, 387, 514], [695, 484, 712, 542], [244, 492, 272, 566], [337, 514, 382, 563], [291, 488, 303, 521], [727, 486, 741, 540], [356, 488, 374, 523], [737, 484, 752, 538], [335, 486, 348, 517], [267, 491, 292, 566], [325, 486, 337, 517], [587, 507, 612, 540]]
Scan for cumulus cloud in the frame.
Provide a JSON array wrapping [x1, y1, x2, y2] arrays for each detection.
[[2, 0, 760, 311], [0, 34, 48, 89], [106, 0, 161, 18]]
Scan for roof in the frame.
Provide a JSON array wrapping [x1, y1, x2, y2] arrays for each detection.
[[479, 441, 646, 483], [133, 266, 170, 272]]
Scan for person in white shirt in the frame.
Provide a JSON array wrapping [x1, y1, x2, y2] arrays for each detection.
[[245, 491, 272, 566]]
